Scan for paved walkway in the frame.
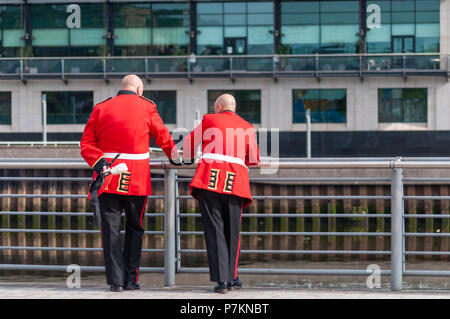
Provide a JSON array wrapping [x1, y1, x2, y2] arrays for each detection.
[[0, 283, 449, 299]]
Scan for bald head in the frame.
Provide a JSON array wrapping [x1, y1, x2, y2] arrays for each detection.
[[214, 94, 236, 113], [121, 74, 144, 96]]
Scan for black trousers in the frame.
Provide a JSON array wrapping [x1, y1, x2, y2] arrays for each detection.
[[193, 188, 244, 283], [98, 193, 147, 286]]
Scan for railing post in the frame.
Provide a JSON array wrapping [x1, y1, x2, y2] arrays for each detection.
[[41, 94, 47, 146], [20, 59, 24, 81], [164, 168, 176, 286], [390, 165, 404, 291], [306, 109, 311, 158], [103, 58, 107, 81], [61, 59, 65, 81], [230, 57, 233, 79]]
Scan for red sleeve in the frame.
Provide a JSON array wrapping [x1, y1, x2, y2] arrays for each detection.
[[182, 122, 203, 160], [246, 126, 259, 166], [149, 106, 178, 159], [80, 106, 105, 168]]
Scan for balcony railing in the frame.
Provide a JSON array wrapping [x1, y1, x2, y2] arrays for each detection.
[[0, 53, 447, 81]]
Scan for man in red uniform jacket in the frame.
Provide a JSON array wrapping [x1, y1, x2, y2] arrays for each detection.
[[80, 74, 181, 292], [183, 94, 259, 293]]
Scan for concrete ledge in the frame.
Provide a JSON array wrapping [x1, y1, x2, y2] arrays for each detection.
[[0, 283, 449, 299]]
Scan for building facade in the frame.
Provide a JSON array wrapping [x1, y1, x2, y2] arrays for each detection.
[[0, 0, 448, 157]]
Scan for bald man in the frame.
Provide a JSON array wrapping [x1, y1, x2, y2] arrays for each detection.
[[183, 94, 259, 294], [81, 74, 181, 292]]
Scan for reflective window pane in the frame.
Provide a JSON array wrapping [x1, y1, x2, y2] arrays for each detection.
[[152, 3, 189, 27], [1, 5, 24, 56], [0, 92, 11, 125], [197, 1, 273, 55], [367, 0, 440, 53], [197, 3, 223, 14], [391, 0, 414, 11], [207, 90, 261, 124], [224, 14, 246, 26], [293, 89, 347, 124], [248, 2, 273, 13], [416, 0, 440, 11], [224, 2, 246, 14], [45, 91, 93, 125], [197, 14, 223, 26], [143, 91, 176, 124], [248, 14, 273, 25], [320, 1, 359, 12], [281, 2, 319, 13], [378, 88, 427, 123], [1, 5, 23, 29], [281, 0, 359, 54], [113, 4, 151, 28]]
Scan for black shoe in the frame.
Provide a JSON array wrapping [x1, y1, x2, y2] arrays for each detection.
[[229, 278, 243, 291], [109, 285, 124, 292], [214, 282, 229, 294], [124, 282, 141, 290]]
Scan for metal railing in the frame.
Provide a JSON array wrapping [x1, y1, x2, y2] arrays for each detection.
[[1, 157, 450, 291], [0, 53, 447, 82]]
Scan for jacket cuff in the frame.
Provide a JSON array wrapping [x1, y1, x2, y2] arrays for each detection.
[[93, 157, 108, 174]]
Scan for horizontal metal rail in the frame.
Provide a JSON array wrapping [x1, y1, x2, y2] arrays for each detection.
[[0, 246, 163, 253], [0, 229, 163, 235], [179, 231, 392, 236], [178, 195, 391, 200], [0, 177, 164, 182], [0, 194, 164, 199], [0, 264, 164, 273], [178, 213, 392, 218], [3, 158, 450, 169], [180, 249, 390, 255], [0, 211, 164, 217], [0, 53, 446, 82], [405, 232, 450, 237], [177, 267, 392, 276]]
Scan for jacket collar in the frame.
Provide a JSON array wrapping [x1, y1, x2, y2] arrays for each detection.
[[117, 90, 137, 96]]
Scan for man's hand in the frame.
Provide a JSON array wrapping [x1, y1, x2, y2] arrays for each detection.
[[101, 166, 112, 175]]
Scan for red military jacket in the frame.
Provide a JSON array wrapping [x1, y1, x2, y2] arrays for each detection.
[[80, 90, 178, 196], [183, 111, 259, 207]]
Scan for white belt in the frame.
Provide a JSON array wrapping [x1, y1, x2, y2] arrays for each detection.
[[104, 152, 149, 160], [201, 153, 247, 169]]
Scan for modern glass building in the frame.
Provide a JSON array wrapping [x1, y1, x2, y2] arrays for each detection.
[[0, 0, 441, 57], [0, 0, 448, 157]]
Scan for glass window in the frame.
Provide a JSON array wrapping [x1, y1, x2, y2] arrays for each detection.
[[378, 88, 427, 123], [113, 3, 189, 56], [143, 90, 176, 124], [0, 92, 11, 125], [224, 2, 246, 14], [45, 91, 93, 124], [113, 3, 151, 56], [152, 3, 189, 55], [281, 0, 359, 54], [366, 0, 440, 53], [391, 0, 414, 11], [197, 2, 273, 55], [293, 89, 347, 123], [31, 4, 106, 57], [0, 5, 24, 57], [207, 90, 261, 124]]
